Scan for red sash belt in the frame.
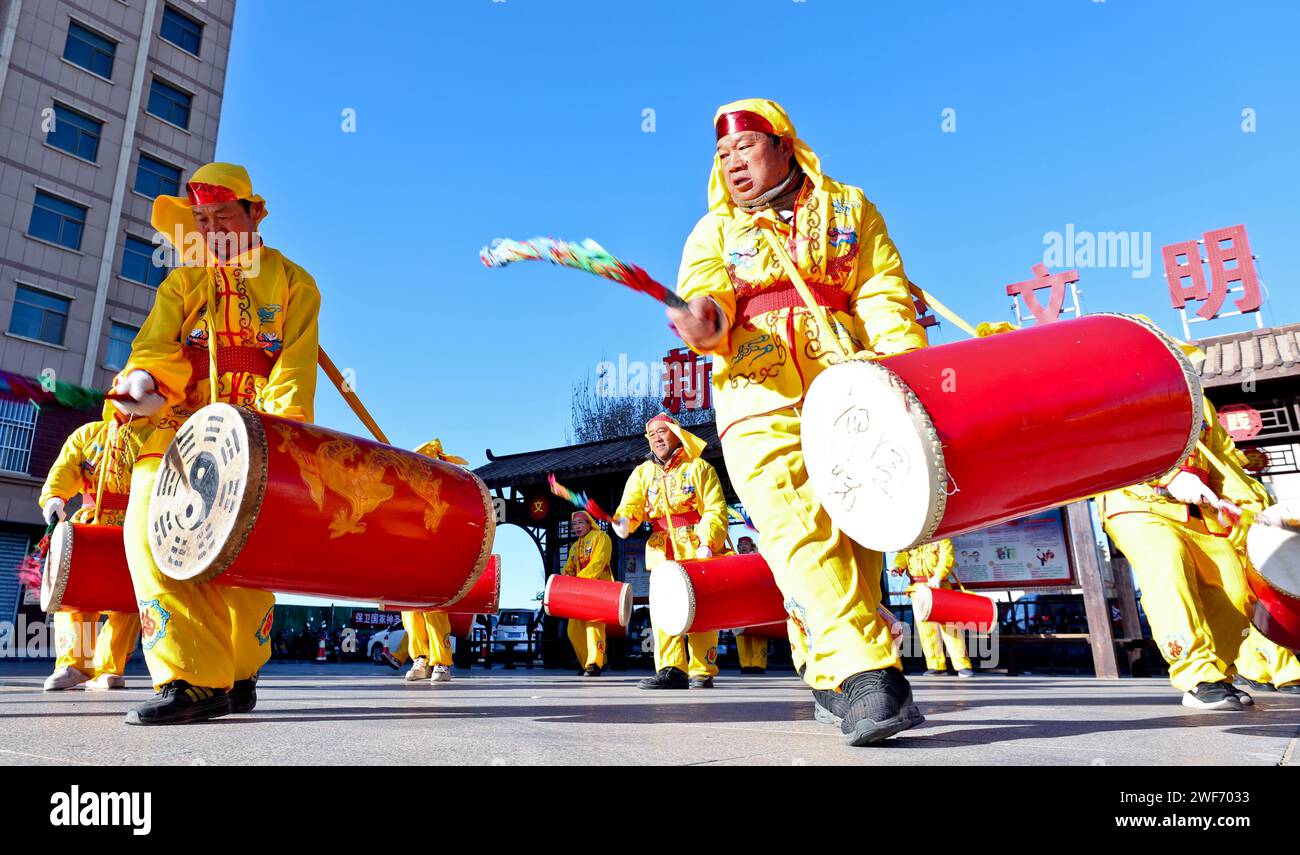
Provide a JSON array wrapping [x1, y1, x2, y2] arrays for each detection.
[[652, 510, 702, 532], [82, 491, 130, 512], [736, 283, 850, 324], [187, 345, 278, 381]]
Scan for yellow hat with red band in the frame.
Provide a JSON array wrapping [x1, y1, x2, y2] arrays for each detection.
[[151, 162, 268, 244], [708, 98, 825, 212]]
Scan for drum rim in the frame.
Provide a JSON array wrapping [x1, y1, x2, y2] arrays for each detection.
[[40, 521, 73, 613], [483, 553, 502, 614], [1246, 525, 1300, 602], [648, 560, 695, 637], [1251, 599, 1300, 649], [616, 582, 632, 627], [542, 572, 558, 617], [910, 584, 933, 622], [148, 403, 269, 583], [803, 358, 948, 551], [439, 469, 496, 609], [1093, 313, 1204, 470]]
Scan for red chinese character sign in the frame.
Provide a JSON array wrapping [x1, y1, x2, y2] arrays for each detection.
[[528, 495, 549, 521], [661, 347, 712, 414], [1217, 404, 1262, 442], [1161, 225, 1263, 337], [1005, 263, 1080, 325]]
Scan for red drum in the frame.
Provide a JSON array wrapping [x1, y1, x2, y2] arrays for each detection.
[[543, 574, 632, 626], [448, 613, 478, 638], [651, 552, 786, 636], [438, 555, 500, 615], [40, 523, 135, 614], [803, 314, 1201, 551], [1245, 525, 1300, 651], [910, 586, 997, 632], [734, 620, 787, 640], [147, 404, 495, 609]]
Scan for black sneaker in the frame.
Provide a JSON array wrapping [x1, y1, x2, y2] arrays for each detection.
[[1234, 675, 1276, 692], [689, 675, 714, 689], [125, 681, 231, 726], [1181, 681, 1244, 711], [638, 668, 689, 690], [1225, 683, 1255, 707], [583, 665, 603, 677], [230, 673, 258, 714], [812, 688, 843, 725], [838, 668, 925, 746]]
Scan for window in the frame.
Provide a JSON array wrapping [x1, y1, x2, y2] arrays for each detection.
[[106, 322, 138, 370], [121, 234, 167, 286], [28, 191, 87, 250], [160, 5, 203, 55], [46, 103, 103, 162], [63, 21, 116, 78], [0, 400, 39, 475], [9, 285, 70, 345], [134, 154, 182, 198], [146, 78, 192, 129]]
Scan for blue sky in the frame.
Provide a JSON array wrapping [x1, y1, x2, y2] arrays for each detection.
[[214, 0, 1300, 607]]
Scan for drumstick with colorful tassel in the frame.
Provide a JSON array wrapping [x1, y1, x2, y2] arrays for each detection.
[[481, 237, 688, 309], [548, 473, 615, 524]]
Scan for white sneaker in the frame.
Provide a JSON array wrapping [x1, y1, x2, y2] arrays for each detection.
[[429, 665, 452, 684], [43, 667, 91, 691], [405, 656, 431, 682], [85, 674, 126, 691]]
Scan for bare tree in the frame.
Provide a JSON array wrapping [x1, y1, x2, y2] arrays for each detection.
[[567, 368, 713, 444]]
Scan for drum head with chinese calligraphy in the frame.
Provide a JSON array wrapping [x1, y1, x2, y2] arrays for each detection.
[[148, 403, 267, 583], [802, 360, 947, 553]]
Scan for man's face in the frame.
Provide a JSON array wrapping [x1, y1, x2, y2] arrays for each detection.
[[716, 131, 793, 203], [571, 515, 590, 537], [647, 423, 680, 461], [192, 199, 261, 259], [738, 537, 755, 554]]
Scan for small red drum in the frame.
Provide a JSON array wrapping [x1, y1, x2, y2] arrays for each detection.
[[40, 523, 135, 613], [803, 314, 1201, 551], [438, 555, 500, 615], [910, 586, 997, 632], [148, 404, 494, 609], [543, 574, 631, 626], [1245, 525, 1300, 651], [651, 552, 786, 636], [448, 613, 478, 638]]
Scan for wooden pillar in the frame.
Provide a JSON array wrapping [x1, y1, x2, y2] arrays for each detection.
[[1065, 500, 1119, 679]]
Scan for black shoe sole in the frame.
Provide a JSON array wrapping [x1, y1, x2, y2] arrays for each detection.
[[638, 681, 688, 690], [230, 693, 256, 714], [125, 695, 232, 726], [842, 690, 926, 747]]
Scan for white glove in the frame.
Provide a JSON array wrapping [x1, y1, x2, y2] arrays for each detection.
[[612, 517, 631, 539], [1166, 471, 1218, 506], [111, 370, 166, 417], [927, 575, 942, 589], [42, 498, 66, 525], [694, 545, 713, 560], [1258, 502, 1300, 528]]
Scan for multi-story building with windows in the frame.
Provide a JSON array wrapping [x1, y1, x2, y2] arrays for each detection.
[[0, 0, 236, 630]]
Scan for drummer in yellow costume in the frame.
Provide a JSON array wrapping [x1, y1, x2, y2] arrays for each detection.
[[667, 99, 927, 744], [111, 162, 320, 725], [398, 440, 466, 686], [38, 406, 153, 691], [1099, 395, 1271, 711], [893, 539, 973, 678], [733, 536, 769, 673], [613, 413, 728, 689], [562, 510, 614, 676]]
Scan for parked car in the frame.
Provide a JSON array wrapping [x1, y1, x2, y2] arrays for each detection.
[[491, 609, 537, 655], [367, 625, 406, 664]]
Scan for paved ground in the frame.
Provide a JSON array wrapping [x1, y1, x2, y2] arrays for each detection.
[[1, 662, 1297, 765]]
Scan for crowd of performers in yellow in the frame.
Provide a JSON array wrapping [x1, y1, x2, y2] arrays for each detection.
[[31, 98, 1299, 744]]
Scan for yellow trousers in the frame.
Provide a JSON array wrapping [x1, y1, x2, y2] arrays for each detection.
[[401, 610, 452, 667], [1235, 626, 1300, 687], [721, 412, 898, 691], [917, 619, 971, 671], [125, 436, 275, 691], [567, 619, 608, 669], [1106, 512, 1252, 693], [53, 610, 139, 677], [654, 628, 718, 677], [736, 634, 769, 669]]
